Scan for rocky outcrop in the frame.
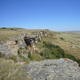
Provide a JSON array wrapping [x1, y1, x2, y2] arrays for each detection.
[[0, 31, 48, 59], [24, 58, 80, 80], [24, 31, 48, 47], [0, 58, 80, 80], [0, 40, 19, 58]]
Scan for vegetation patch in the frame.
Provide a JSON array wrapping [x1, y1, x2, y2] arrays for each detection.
[[39, 41, 80, 65], [0, 58, 31, 80]]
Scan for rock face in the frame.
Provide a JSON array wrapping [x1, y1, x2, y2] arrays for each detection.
[[24, 58, 80, 80], [0, 31, 48, 59], [0, 40, 19, 58]]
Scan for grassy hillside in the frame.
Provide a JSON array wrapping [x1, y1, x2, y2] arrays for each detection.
[[0, 28, 80, 60], [51, 32, 80, 58], [0, 28, 80, 80], [0, 28, 48, 40]]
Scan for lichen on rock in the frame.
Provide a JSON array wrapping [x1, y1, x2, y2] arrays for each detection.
[[24, 58, 80, 80]]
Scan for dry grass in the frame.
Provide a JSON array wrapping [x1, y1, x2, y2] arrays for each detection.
[[51, 32, 80, 58], [0, 58, 31, 80], [0, 28, 80, 58]]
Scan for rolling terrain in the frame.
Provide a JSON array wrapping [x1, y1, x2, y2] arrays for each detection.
[[0, 28, 80, 80], [0, 28, 80, 59]]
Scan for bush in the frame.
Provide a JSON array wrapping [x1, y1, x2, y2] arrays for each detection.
[[64, 54, 77, 61], [40, 41, 80, 66], [40, 41, 65, 59], [1, 27, 7, 29], [64, 54, 80, 66]]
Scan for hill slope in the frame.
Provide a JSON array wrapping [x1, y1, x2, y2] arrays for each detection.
[[0, 28, 80, 80]]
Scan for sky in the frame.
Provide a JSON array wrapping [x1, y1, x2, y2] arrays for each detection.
[[0, 0, 80, 31]]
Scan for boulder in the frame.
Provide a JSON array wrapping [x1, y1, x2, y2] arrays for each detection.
[[24, 58, 80, 80], [0, 40, 19, 59]]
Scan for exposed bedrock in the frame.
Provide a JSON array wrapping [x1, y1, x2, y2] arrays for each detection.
[[24, 58, 80, 80], [0, 31, 48, 59]]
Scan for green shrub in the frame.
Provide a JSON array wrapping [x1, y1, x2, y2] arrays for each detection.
[[1, 27, 7, 29], [40, 41, 80, 66], [40, 41, 65, 59], [64, 54, 80, 66], [64, 54, 77, 61]]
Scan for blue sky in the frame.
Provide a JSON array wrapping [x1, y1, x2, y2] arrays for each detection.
[[0, 0, 80, 31]]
